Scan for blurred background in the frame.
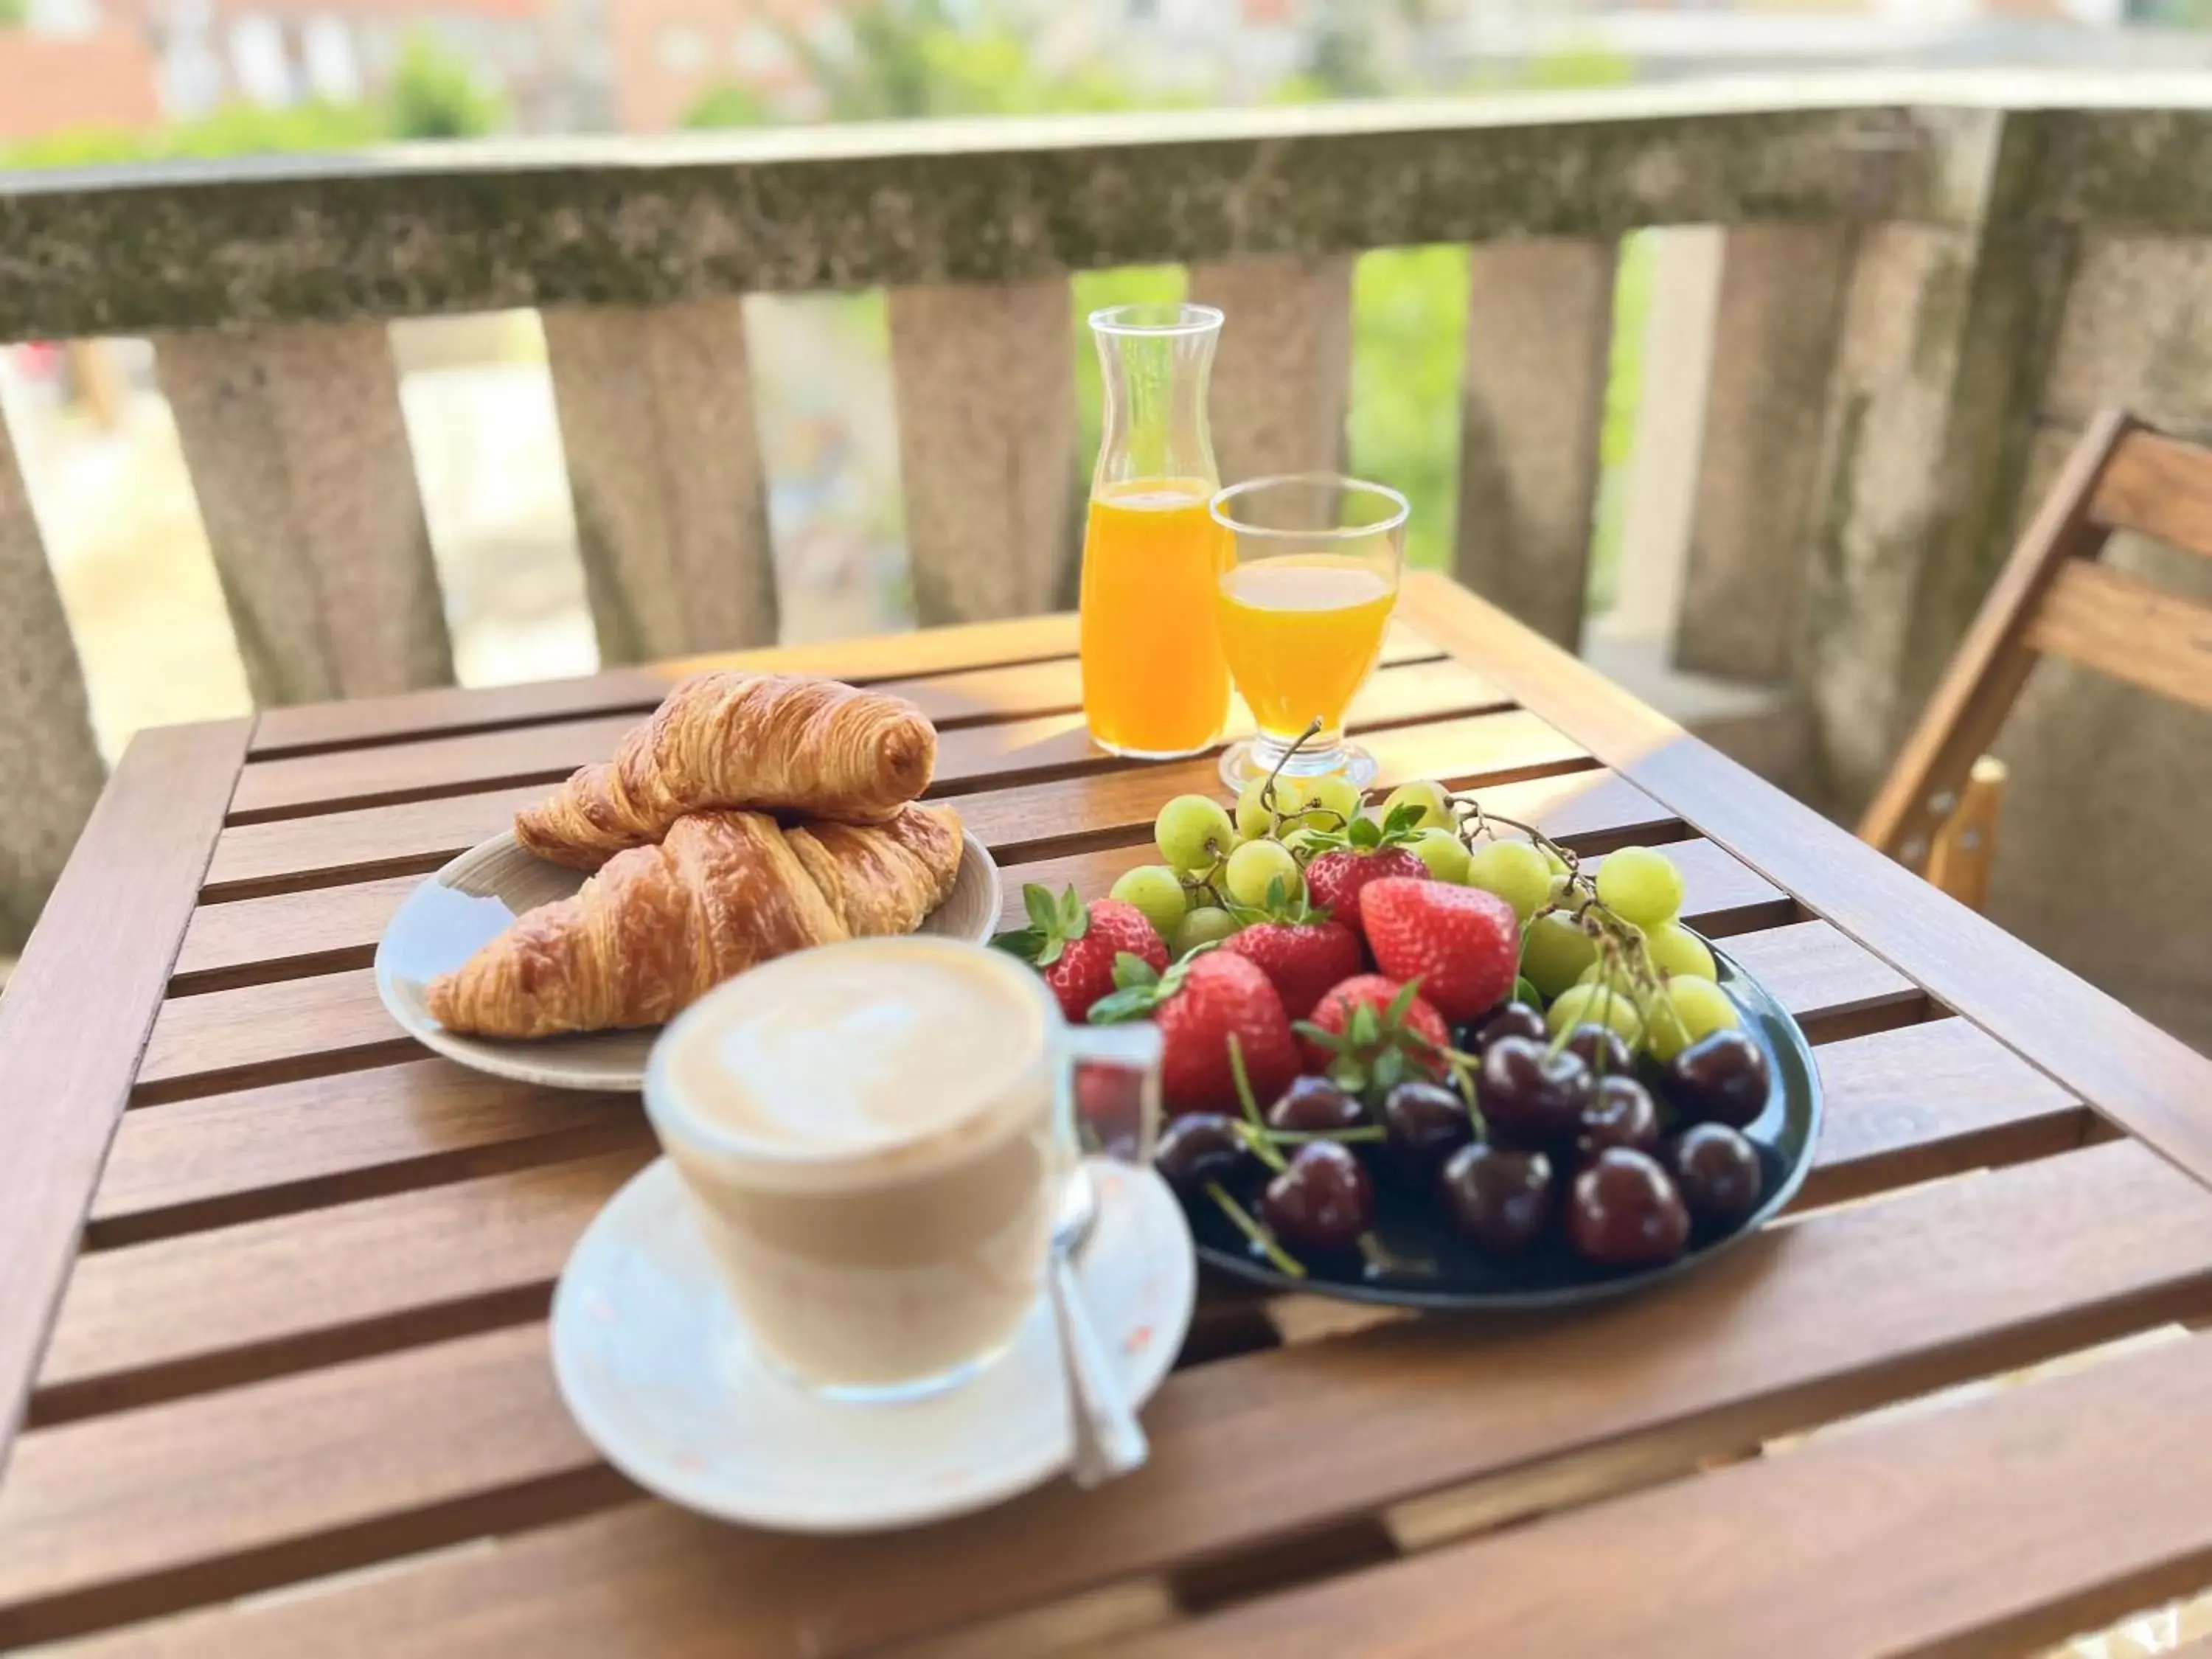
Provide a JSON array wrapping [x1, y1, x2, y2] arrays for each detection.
[[7, 0, 2205, 764]]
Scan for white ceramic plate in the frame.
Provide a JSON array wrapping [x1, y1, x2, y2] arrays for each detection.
[[374, 828, 1002, 1092], [551, 1158, 1195, 1533]]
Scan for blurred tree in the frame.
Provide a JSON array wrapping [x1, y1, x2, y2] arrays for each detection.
[[0, 0, 25, 29], [684, 82, 776, 128], [387, 32, 504, 139], [1304, 0, 1384, 99]]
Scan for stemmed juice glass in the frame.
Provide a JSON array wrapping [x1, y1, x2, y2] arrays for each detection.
[[1209, 473, 1408, 790]]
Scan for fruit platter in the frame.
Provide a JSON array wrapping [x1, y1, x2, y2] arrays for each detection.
[[993, 745, 1823, 1310]]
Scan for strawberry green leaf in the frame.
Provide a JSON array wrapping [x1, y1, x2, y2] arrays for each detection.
[[1086, 990, 1155, 1024], [1113, 953, 1161, 991], [1373, 1046, 1405, 1093], [1024, 884, 1060, 935], [989, 927, 1044, 961], [1059, 886, 1089, 937], [1349, 816, 1381, 851], [1350, 1000, 1380, 1046], [1382, 802, 1426, 838], [1385, 977, 1423, 1024], [1265, 874, 1287, 911]]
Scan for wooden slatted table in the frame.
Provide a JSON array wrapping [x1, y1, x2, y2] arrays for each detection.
[[9, 570, 2212, 1658]]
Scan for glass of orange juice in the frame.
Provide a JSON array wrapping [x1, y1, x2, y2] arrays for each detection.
[[1079, 304, 1232, 759], [1209, 473, 1407, 790]]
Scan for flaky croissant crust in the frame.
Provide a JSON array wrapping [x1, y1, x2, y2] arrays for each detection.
[[515, 673, 936, 871], [428, 803, 964, 1039]]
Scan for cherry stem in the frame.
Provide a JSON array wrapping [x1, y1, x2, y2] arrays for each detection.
[[1252, 1124, 1386, 1145], [1207, 1180, 1305, 1279], [1225, 1035, 1287, 1172]]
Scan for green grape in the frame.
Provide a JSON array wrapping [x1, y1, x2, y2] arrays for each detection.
[[1224, 838, 1302, 909], [1465, 839, 1552, 922], [1155, 794, 1237, 874], [1283, 773, 1362, 833], [1380, 779, 1453, 833], [1234, 777, 1280, 842], [1643, 921, 1717, 982], [1408, 827, 1470, 883], [1545, 981, 1644, 1046], [1520, 911, 1599, 999], [1646, 974, 1740, 1062], [1109, 865, 1189, 937], [1169, 905, 1239, 956], [1541, 844, 1571, 879], [1595, 845, 1686, 928]]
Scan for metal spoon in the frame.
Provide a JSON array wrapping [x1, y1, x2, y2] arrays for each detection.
[[1049, 1165, 1147, 1487]]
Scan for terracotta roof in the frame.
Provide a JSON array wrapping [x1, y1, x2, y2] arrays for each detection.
[[0, 27, 161, 142]]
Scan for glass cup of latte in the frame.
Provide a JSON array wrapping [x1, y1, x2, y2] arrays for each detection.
[[645, 935, 1161, 1401]]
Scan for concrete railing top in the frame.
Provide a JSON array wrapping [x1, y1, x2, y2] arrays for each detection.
[[5, 72, 2212, 344]]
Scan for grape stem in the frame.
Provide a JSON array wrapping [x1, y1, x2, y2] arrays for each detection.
[[1207, 1180, 1305, 1279]]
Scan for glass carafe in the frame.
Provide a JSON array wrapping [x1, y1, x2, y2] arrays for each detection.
[[1078, 304, 1231, 760]]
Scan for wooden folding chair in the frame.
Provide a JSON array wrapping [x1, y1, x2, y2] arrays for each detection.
[[1862, 408, 2212, 907]]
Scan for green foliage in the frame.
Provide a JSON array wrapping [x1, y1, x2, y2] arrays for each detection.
[[0, 0, 25, 29], [684, 82, 776, 130], [3, 100, 383, 168], [387, 32, 503, 140], [1347, 246, 1468, 574]]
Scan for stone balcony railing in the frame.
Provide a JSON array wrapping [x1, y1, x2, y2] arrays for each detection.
[[6, 75, 2212, 998]]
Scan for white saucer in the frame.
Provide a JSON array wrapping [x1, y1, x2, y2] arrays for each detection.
[[550, 1157, 1196, 1533], [374, 828, 1001, 1092]]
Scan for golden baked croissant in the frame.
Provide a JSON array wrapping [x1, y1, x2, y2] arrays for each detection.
[[515, 673, 937, 871], [429, 804, 964, 1038]]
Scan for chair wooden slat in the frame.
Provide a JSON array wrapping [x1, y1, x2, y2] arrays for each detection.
[[542, 299, 779, 664], [0, 399, 105, 951], [1858, 408, 2133, 860], [888, 279, 1079, 625], [1121, 1329, 2212, 1659], [1455, 236, 1617, 650], [2025, 556, 2212, 715], [2090, 427, 2212, 557], [155, 324, 453, 706], [21, 1141, 2212, 1658]]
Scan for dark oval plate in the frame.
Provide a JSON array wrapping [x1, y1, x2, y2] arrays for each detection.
[[1181, 939, 1823, 1311]]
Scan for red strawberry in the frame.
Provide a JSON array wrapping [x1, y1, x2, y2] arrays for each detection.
[[1292, 973, 1451, 1106], [1091, 950, 1298, 1115], [1303, 846, 1428, 938], [1360, 877, 1520, 1022], [992, 884, 1166, 1022], [1223, 918, 1363, 1020]]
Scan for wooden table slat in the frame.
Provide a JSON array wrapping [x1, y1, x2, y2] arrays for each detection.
[[0, 720, 249, 1481], [21, 1140, 2212, 1658], [229, 652, 1489, 826], [1109, 1328, 2212, 1659], [127, 917, 1906, 1113], [1398, 571, 2212, 1201], [244, 617, 1441, 761], [201, 707, 1601, 902], [60, 1010, 2076, 1421]]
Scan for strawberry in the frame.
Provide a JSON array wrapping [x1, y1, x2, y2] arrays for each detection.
[[1298, 793, 1436, 939], [1360, 877, 1520, 1022], [1091, 950, 1298, 1116], [1303, 845, 1427, 939], [1298, 973, 1456, 1105], [992, 884, 1166, 1023], [1221, 897, 1363, 1020]]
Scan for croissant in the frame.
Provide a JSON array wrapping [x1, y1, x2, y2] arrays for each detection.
[[429, 804, 964, 1039], [515, 673, 937, 871]]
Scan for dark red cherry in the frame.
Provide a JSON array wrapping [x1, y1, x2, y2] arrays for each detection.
[[1575, 1075, 1662, 1164], [1261, 1142, 1374, 1255], [1564, 1022, 1635, 1079], [1461, 1001, 1545, 1054], [1438, 1143, 1555, 1256], [1478, 1036, 1593, 1147], [1663, 1029, 1772, 1128], [1668, 1123, 1764, 1230], [1380, 1079, 1473, 1184], [1154, 1113, 1253, 1197], [1267, 1075, 1366, 1135], [1568, 1149, 1690, 1266]]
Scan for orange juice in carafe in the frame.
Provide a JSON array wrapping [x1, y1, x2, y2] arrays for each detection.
[[1079, 480, 1231, 757], [1079, 303, 1229, 759], [1216, 554, 1397, 742]]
